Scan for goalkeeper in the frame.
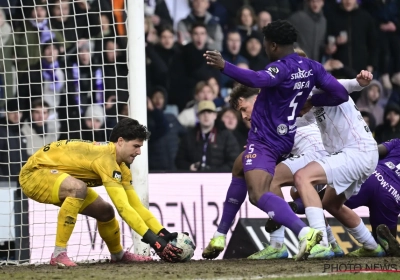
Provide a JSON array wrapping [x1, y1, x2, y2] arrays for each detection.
[[19, 118, 182, 266]]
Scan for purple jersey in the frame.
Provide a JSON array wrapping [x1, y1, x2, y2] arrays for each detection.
[[223, 53, 348, 154], [380, 138, 400, 181]]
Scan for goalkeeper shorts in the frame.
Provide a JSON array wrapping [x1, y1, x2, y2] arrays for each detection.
[[19, 167, 70, 204]]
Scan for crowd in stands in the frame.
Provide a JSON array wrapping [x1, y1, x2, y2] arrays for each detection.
[[1, 0, 400, 179]]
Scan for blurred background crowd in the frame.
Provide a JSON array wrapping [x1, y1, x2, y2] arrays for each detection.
[[1, 0, 400, 180]]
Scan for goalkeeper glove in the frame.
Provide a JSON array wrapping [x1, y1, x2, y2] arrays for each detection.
[[142, 230, 183, 262]]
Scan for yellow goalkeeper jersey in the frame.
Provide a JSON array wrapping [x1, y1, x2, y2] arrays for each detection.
[[24, 139, 131, 186]]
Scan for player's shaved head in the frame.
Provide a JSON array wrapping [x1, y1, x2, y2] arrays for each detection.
[[262, 20, 297, 62], [110, 118, 151, 142], [262, 20, 297, 46], [229, 84, 260, 110]]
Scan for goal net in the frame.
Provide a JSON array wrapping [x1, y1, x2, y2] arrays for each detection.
[[0, 0, 137, 264]]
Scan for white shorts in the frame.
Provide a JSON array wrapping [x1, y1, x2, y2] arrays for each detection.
[[314, 148, 379, 199], [282, 150, 329, 175]]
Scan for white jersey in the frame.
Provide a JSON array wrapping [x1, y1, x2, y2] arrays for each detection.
[[310, 79, 377, 153], [291, 120, 325, 155]]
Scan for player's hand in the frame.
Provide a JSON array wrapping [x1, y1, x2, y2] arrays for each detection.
[[299, 99, 313, 117], [356, 70, 373, 87], [142, 230, 183, 262], [204, 50, 225, 70]]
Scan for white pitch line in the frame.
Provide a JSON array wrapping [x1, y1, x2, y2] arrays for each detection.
[[193, 270, 396, 280]]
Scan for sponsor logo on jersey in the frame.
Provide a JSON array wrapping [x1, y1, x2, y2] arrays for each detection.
[[385, 162, 396, 170], [112, 171, 122, 182], [245, 159, 252, 165], [277, 124, 288, 135], [245, 153, 257, 159], [291, 68, 313, 80], [268, 66, 279, 74]]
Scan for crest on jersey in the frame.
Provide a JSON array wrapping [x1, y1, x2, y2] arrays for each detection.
[[277, 124, 288, 135], [112, 171, 122, 182], [50, 169, 58, 174], [268, 66, 279, 74]]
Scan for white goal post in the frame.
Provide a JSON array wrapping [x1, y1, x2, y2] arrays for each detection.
[[0, 0, 150, 264]]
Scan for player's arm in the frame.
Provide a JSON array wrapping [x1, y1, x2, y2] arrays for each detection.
[[378, 138, 400, 159], [310, 63, 349, 106], [119, 164, 165, 234], [92, 159, 182, 262], [221, 61, 287, 88], [335, 70, 372, 94]]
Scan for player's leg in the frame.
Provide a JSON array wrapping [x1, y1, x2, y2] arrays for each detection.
[[293, 161, 329, 245], [79, 189, 152, 262], [322, 186, 385, 257], [19, 168, 86, 266], [244, 142, 321, 261], [203, 152, 247, 259], [249, 162, 298, 260], [52, 175, 88, 265]]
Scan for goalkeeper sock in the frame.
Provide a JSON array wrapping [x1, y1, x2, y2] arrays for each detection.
[[217, 177, 247, 234], [54, 197, 84, 256], [97, 217, 123, 258]]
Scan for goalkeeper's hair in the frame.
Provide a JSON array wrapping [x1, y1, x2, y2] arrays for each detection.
[[262, 20, 297, 45], [110, 118, 151, 142], [229, 84, 260, 110]]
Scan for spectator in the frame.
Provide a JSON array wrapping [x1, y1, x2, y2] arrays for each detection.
[[287, 0, 326, 61], [256, 10, 272, 31], [154, 25, 188, 111], [80, 104, 108, 142], [0, 99, 28, 182], [182, 23, 219, 92], [375, 103, 400, 143], [207, 76, 226, 108], [144, 0, 173, 32], [360, 110, 377, 135], [21, 99, 60, 156], [148, 87, 186, 171], [362, 0, 400, 89], [93, 13, 116, 55], [242, 32, 269, 71], [325, 0, 377, 74], [14, 1, 50, 72], [103, 40, 128, 109], [178, 81, 215, 128], [221, 30, 248, 89], [0, 8, 14, 109], [249, 0, 293, 20], [208, 0, 229, 31], [177, 0, 223, 51], [49, 0, 100, 55], [236, 5, 257, 42], [175, 100, 240, 172], [219, 107, 248, 147], [67, 40, 105, 116], [356, 80, 384, 126], [19, 39, 66, 120]]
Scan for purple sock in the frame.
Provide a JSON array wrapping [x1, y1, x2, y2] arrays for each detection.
[[258, 192, 306, 236], [293, 197, 305, 214], [217, 177, 247, 234]]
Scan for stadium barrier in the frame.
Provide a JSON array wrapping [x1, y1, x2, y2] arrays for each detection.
[[0, 173, 393, 264]]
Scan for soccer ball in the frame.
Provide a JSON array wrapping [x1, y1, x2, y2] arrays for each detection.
[[169, 233, 196, 262]]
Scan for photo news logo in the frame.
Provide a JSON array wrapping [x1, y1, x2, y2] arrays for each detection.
[[323, 263, 399, 273]]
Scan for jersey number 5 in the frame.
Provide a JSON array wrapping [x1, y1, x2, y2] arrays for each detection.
[[288, 92, 303, 121]]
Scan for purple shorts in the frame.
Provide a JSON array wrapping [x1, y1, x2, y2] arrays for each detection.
[[242, 138, 287, 175], [345, 167, 400, 230]]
